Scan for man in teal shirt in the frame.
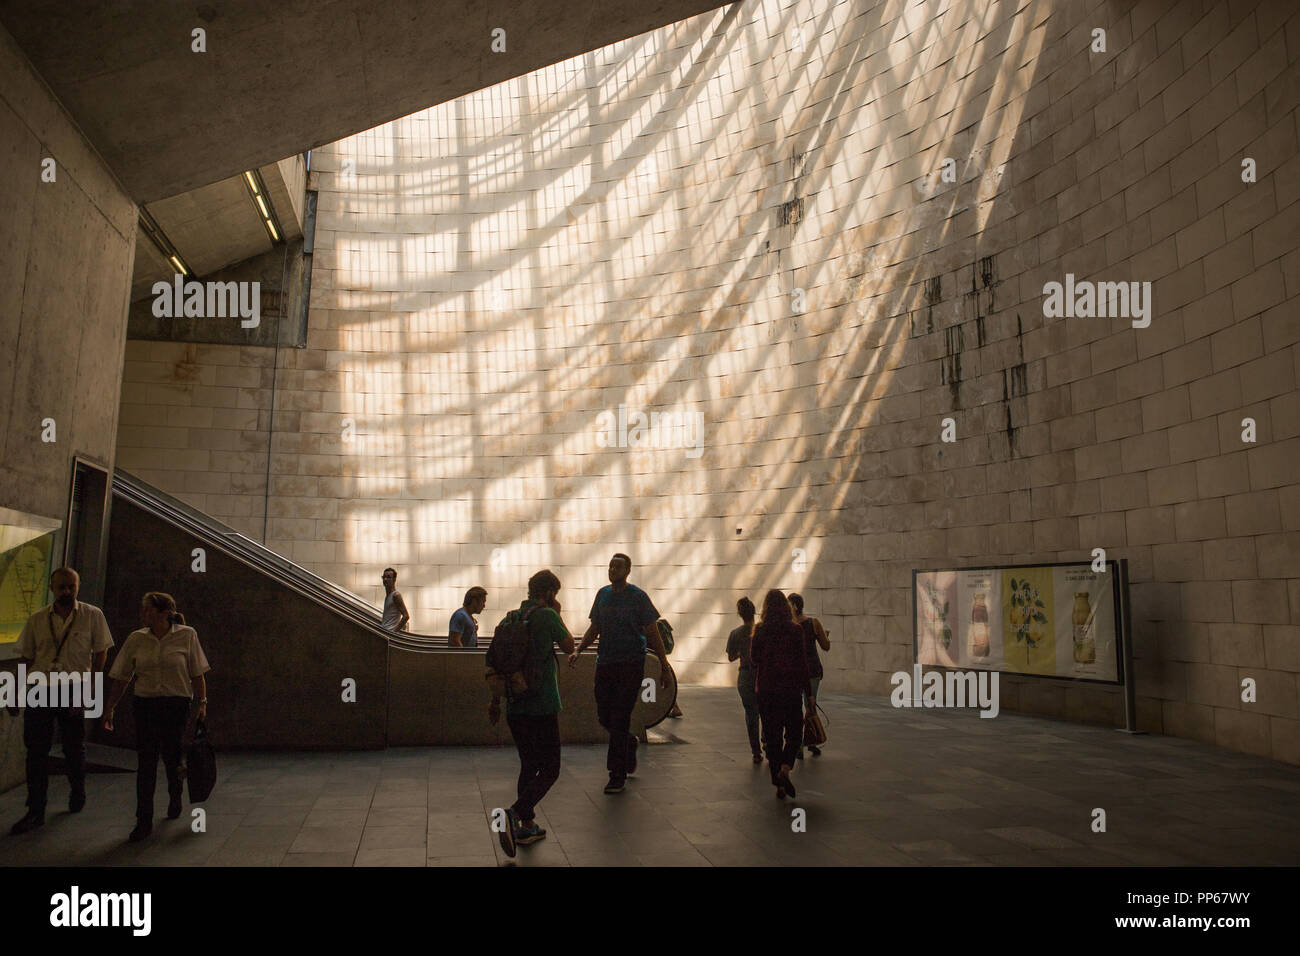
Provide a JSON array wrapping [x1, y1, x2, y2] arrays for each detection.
[[568, 553, 672, 794], [488, 569, 573, 855]]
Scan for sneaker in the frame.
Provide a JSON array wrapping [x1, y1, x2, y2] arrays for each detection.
[[128, 821, 152, 843], [497, 808, 518, 858], [9, 814, 44, 835], [603, 775, 625, 794], [69, 791, 86, 814], [166, 795, 182, 820], [515, 823, 547, 845]]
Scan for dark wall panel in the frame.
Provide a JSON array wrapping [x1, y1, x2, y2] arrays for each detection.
[[100, 501, 388, 749]]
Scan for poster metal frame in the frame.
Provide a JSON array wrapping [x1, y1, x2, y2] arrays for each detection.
[[911, 558, 1128, 688]]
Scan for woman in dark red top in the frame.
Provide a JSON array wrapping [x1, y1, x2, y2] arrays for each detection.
[[749, 589, 812, 798]]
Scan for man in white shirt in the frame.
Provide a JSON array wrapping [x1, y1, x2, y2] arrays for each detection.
[[9, 567, 113, 835], [381, 568, 410, 631]]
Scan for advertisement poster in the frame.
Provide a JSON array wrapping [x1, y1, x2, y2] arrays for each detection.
[[1053, 564, 1117, 681], [955, 567, 1003, 670], [915, 570, 958, 667], [915, 561, 1122, 684], [1002, 567, 1056, 675], [0, 531, 54, 645]]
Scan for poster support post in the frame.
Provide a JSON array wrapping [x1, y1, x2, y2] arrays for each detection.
[[1117, 557, 1142, 734]]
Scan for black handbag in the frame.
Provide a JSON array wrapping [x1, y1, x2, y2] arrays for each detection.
[[185, 718, 217, 803]]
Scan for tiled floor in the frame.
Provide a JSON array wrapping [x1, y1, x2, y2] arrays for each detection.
[[3, 687, 1298, 866]]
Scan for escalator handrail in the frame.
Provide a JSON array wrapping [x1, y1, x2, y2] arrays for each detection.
[[112, 468, 450, 650]]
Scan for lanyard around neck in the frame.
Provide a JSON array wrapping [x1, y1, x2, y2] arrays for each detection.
[[47, 606, 78, 667]]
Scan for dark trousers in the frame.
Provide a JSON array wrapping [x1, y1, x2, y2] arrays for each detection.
[[23, 707, 86, 817], [133, 696, 190, 822], [758, 691, 803, 784], [507, 713, 561, 821], [737, 669, 761, 756], [594, 659, 644, 777]]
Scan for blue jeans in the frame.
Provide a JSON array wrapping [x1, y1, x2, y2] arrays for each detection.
[[737, 668, 760, 755]]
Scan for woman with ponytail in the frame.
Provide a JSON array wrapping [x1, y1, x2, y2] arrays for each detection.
[[725, 597, 762, 764], [103, 592, 210, 842]]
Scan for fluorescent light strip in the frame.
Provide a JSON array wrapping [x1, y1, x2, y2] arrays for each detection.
[[139, 206, 192, 276], [242, 168, 284, 244]]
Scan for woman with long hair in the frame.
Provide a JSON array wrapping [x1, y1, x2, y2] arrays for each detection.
[[789, 592, 830, 757], [103, 592, 210, 842], [749, 589, 811, 798], [725, 596, 761, 764]]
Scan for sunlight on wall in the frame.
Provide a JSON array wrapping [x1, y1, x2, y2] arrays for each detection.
[[274, 0, 1048, 688]]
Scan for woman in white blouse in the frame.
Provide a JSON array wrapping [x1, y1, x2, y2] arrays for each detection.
[[103, 592, 210, 843]]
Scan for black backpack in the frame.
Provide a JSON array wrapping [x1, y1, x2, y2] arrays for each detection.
[[485, 604, 542, 701]]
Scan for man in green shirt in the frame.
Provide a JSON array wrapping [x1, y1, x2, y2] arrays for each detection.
[[488, 569, 574, 855]]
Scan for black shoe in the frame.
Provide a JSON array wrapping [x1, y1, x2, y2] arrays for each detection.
[[128, 821, 152, 843], [628, 737, 638, 776], [752, 753, 763, 765], [796, 750, 804, 760], [779, 766, 797, 799], [497, 809, 518, 858], [9, 814, 44, 835], [809, 745, 821, 757], [167, 795, 182, 820], [69, 791, 86, 813], [604, 775, 625, 794]]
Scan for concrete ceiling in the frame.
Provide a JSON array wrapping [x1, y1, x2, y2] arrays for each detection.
[[0, 0, 731, 204], [130, 172, 270, 300], [130, 157, 305, 300]]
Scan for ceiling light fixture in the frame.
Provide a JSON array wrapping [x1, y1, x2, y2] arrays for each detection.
[[138, 206, 191, 276], [241, 167, 285, 245]]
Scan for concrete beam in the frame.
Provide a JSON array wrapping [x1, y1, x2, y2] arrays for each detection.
[[0, 0, 731, 202]]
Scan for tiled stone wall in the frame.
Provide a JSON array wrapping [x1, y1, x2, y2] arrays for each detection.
[[0, 22, 136, 791], [1, 23, 136, 522], [116, 0, 1300, 762]]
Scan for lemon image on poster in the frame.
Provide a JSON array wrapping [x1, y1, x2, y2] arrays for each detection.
[[1003, 568, 1056, 675]]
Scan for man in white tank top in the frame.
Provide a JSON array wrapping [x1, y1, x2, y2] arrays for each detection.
[[381, 568, 410, 631]]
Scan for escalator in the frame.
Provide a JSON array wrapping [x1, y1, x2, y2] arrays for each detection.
[[111, 468, 441, 653], [102, 469, 673, 748]]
